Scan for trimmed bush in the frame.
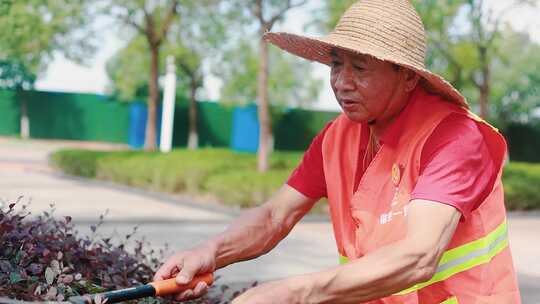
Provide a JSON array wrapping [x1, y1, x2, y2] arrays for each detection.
[[96, 149, 256, 194], [50, 149, 540, 211], [50, 149, 303, 209], [503, 162, 540, 210], [203, 170, 291, 208], [0, 201, 251, 303], [49, 149, 110, 178]]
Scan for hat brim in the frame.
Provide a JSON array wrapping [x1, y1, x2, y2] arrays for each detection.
[[264, 32, 469, 109]]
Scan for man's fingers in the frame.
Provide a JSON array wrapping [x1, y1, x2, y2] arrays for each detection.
[[175, 260, 198, 284], [153, 256, 183, 281], [193, 281, 208, 297], [174, 289, 194, 301], [172, 283, 207, 302]]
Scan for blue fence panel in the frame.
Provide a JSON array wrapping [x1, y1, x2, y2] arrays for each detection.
[[128, 102, 162, 149], [230, 104, 259, 153]]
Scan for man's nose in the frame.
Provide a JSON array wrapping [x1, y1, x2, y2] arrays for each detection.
[[334, 65, 356, 92]]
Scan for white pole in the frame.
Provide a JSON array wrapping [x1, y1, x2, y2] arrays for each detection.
[[160, 55, 177, 152]]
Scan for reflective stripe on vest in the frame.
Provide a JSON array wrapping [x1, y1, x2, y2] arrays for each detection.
[[440, 296, 458, 304], [339, 220, 508, 295]]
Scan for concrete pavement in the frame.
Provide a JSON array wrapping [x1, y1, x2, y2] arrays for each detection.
[[0, 137, 538, 302]]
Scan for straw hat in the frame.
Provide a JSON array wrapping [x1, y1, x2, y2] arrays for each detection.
[[264, 0, 469, 108]]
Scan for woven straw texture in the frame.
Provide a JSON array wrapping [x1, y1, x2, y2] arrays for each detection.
[[264, 0, 468, 108]]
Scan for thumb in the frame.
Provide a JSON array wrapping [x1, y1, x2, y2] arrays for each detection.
[[175, 261, 198, 285]]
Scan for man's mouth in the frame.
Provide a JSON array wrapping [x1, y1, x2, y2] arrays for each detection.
[[340, 99, 359, 110]]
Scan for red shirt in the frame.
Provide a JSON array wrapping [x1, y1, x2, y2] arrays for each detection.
[[287, 97, 497, 220]]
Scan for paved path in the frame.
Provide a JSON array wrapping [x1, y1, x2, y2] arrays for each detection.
[[0, 137, 538, 302]]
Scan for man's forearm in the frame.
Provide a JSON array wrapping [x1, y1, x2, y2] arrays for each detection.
[[297, 199, 461, 304], [298, 239, 438, 304], [205, 205, 289, 269]]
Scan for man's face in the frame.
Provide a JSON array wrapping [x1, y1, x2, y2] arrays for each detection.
[[330, 48, 406, 123]]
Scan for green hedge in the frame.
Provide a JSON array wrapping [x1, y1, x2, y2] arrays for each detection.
[[204, 170, 291, 207], [96, 149, 256, 193], [50, 149, 540, 211], [49, 149, 111, 177], [50, 149, 303, 209], [502, 162, 540, 210]]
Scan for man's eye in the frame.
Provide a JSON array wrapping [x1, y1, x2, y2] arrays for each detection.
[[353, 65, 365, 71]]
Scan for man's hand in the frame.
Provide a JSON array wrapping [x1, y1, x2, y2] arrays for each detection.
[[153, 185, 316, 302], [232, 277, 308, 304], [153, 243, 217, 301]]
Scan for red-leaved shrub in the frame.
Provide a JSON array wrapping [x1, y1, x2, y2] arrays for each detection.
[[0, 199, 255, 303]]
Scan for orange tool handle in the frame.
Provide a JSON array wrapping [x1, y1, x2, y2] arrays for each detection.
[[149, 273, 214, 296]]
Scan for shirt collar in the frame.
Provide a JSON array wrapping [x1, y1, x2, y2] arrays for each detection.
[[378, 85, 425, 147]]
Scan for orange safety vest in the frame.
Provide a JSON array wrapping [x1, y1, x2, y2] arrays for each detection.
[[321, 88, 521, 303]]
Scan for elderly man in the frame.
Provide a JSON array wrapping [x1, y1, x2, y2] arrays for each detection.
[[154, 0, 521, 303]]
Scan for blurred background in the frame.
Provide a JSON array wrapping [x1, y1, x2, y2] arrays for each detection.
[[0, 0, 539, 303]]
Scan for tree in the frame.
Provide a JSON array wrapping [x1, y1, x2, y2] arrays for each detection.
[[164, 1, 225, 150], [317, 0, 538, 121], [217, 39, 321, 108], [249, 0, 308, 172], [0, 0, 94, 77], [410, 0, 466, 89], [0, 60, 35, 91], [308, 0, 355, 34], [491, 29, 540, 127], [106, 36, 203, 149], [106, 0, 180, 151], [163, 42, 203, 150], [415, 0, 538, 119], [107, 1, 222, 150], [0, 0, 94, 138], [106, 36, 150, 101]]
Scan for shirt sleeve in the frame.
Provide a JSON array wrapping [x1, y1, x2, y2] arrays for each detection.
[[411, 113, 498, 221], [286, 121, 334, 200]]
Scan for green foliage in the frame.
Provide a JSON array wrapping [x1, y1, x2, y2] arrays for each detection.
[[309, 0, 355, 32], [96, 149, 253, 193], [50, 148, 302, 209], [491, 29, 540, 125], [105, 1, 222, 102], [204, 170, 290, 207], [0, 0, 94, 77], [49, 149, 116, 178], [206, 0, 321, 109], [106, 36, 151, 101], [503, 162, 540, 210], [0, 60, 35, 90], [216, 39, 322, 107], [316, 0, 540, 124], [50, 149, 540, 211]]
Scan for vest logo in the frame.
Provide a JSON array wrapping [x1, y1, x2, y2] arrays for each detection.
[[379, 205, 409, 224], [392, 163, 401, 186], [383, 164, 407, 225]]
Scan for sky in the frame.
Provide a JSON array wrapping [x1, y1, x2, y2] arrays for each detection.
[[34, 1, 540, 112]]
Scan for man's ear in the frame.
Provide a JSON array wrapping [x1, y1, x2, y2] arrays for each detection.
[[403, 69, 420, 92]]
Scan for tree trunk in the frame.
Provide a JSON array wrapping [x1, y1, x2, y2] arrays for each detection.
[[479, 82, 489, 119], [145, 45, 160, 151], [188, 78, 198, 150], [257, 30, 271, 172], [478, 46, 490, 119], [20, 97, 29, 139]]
